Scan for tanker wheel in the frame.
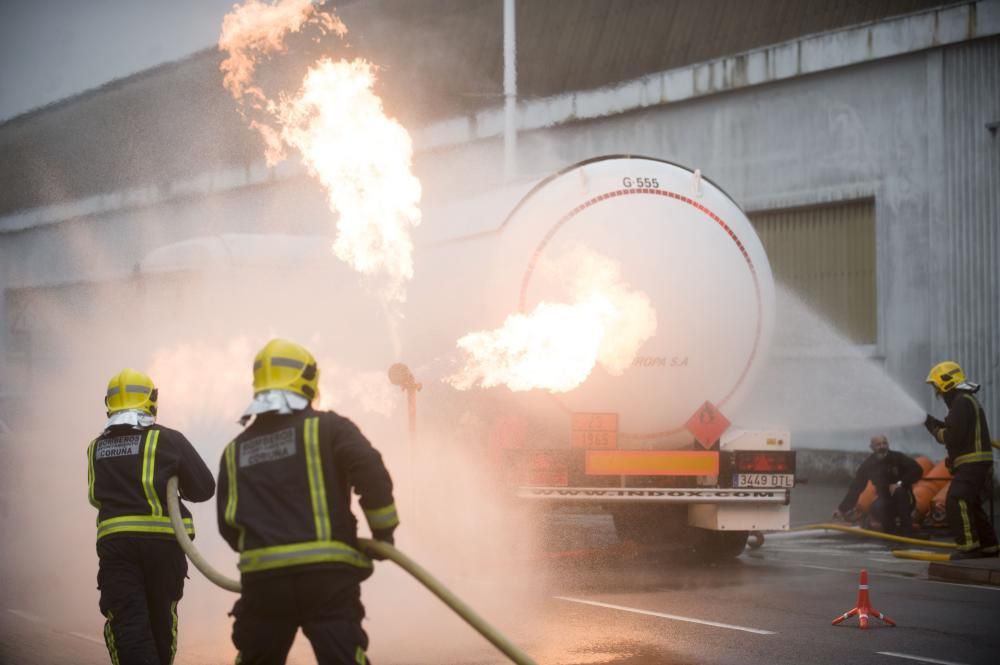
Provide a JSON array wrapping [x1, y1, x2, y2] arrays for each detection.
[[689, 529, 749, 561]]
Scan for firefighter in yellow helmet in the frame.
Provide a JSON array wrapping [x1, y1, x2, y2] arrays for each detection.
[[924, 361, 997, 559], [88, 368, 215, 664], [217, 339, 399, 664]]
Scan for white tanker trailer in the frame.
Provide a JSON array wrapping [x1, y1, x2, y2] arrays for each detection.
[[405, 155, 794, 559]]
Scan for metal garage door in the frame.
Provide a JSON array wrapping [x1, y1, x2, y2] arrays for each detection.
[[749, 199, 876, 345]]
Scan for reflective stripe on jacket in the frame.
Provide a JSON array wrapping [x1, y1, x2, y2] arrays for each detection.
[[217, 409, 397, 575], [938, 392, 994, 468], [88, 424, 215, 541]]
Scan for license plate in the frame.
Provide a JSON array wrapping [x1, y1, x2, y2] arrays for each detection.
[[735, 473, 794, 489]]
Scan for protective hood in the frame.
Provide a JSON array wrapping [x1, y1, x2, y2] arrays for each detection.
[[239, 389, 309, 426], [105, 408, 156, 429]]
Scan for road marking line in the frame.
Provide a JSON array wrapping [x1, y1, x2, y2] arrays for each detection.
[[877, 651, 969, 665], [782, 562, 856, 574], [777, 559, 1000, 590], [926, 579, 1000, 592], [554, 596, 776, 635], [67, 632, 105, 646], [7, 609, 45, 623]]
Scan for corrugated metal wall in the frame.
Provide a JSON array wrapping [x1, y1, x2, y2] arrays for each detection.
[[939, 36, 1000, 427], [750, 200, 877, 344]]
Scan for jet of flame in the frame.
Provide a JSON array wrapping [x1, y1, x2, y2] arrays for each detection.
[[219, 0, 422, 302], [448, 247, 658, 393]]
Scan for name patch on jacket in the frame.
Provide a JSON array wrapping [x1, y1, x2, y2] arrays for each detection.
[[240, 428, 297, 467], [95, 435, 142, 459]]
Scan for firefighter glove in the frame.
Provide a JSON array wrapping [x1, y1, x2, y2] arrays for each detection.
[[924, 413, 944, 435], [367, 528, 395, 560]]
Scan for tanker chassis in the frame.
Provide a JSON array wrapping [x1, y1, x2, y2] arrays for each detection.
[[505, 427, 795, 559]]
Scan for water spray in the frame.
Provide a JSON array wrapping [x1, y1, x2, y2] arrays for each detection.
[[165, 477, 537, 665]]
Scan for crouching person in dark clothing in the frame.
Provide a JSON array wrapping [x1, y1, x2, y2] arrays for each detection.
[[218, 339, 399, 665], [833, 434, 922, 536], [89, 369, 216, 665]]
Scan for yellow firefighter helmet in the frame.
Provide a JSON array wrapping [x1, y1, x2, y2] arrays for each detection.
[[105, 368, 158, 416], [253, 338, 319, 401], [926, 360, 966, 393]]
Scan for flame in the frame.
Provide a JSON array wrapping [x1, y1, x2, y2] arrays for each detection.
[[448, 247, 657, 393], [219, 0, 422, 302], [219, 0, 343, 102]]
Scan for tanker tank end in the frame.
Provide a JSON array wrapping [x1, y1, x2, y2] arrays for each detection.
[[414, 155, 791, 559], [410, 155, 776, 427]]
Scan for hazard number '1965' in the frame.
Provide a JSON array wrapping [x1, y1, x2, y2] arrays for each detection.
[[735, 473, 794, 489], [571, 412, 618, 450]]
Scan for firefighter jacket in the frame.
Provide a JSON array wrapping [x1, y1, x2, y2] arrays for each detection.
[[838, 450, 923, 514], [930, 390, 994, 469], [87, 424, 216, 542], [216, 408, 399, 577]]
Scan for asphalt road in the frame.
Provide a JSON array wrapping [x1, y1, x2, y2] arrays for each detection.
[[3, 485, 998, 665]]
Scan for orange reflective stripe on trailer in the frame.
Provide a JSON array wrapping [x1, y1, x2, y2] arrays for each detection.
[[585, 450, 719, 476]]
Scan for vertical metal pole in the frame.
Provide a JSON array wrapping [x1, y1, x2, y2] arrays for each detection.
[[407, 384, 418, 464], [503, 0, 517, 179], [388, 363, 422, 526]]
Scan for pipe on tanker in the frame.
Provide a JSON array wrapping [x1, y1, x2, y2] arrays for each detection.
[[165, 477, 538, 665]]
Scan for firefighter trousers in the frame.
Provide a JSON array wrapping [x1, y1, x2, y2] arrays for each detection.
[[871, 488, 915, 536], [946, 462, 998, 553], [232, 568, 370, 665], [97, 537, 188, 665]]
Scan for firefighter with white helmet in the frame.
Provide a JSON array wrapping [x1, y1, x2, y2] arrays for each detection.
[[88, 368, 216, 664], [924, 360, 997, 559], [217, 338, 399, 664]]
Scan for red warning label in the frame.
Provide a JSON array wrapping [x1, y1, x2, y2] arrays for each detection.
[[685, 401, 730, 449]]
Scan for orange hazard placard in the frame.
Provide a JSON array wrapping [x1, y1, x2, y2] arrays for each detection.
[[571, 412, 618, 449], [685, 401, 730, 449]]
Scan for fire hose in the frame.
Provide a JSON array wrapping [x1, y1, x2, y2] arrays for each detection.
[[793, 523, 956, 549], [165, 477, 537, 665], [793, 523, 960, 562]]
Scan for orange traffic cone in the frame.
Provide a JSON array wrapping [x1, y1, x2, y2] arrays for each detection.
[[831, 569, 896, 629]]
